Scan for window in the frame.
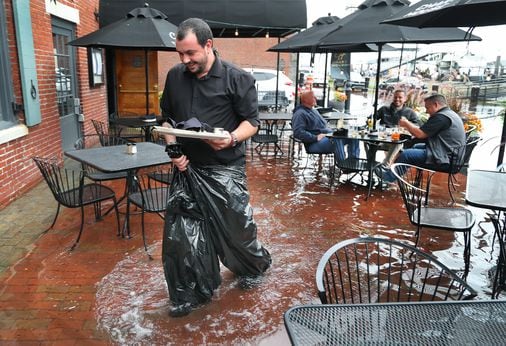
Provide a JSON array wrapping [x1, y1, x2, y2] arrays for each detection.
[[0, 4, 16, 130]]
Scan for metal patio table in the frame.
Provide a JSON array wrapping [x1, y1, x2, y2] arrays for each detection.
[[328, 131, 407, 198], [466, 169, 506, 297], [65, 142, 171, 237], [284, 300, 506, 345]]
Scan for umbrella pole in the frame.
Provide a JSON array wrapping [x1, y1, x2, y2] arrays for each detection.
[[397, 43, 404, 80], [295, 53, 300, 107], [373, 44, 384, 128], [145, 50, 149, 115], [498, 113, 506, 166], [323, 52, 328, 107], [275, 38, 281, 109]]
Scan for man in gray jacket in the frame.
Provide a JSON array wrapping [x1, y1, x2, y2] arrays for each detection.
[[376, 93, 465, 182]]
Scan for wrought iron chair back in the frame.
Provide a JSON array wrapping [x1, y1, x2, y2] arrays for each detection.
[[316, 237, 477, 305], [445, 136, 481, 202]]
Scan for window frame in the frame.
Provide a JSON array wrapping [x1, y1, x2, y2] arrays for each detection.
[[0, 2, 16, 130], [88, 47, 104, 87]]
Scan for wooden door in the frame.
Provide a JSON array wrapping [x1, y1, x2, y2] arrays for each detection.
[[115, 50, 160, 116]]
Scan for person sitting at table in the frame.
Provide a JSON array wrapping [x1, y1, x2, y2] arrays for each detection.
[[376, 93, 466, 183], [375, 89, 421, 168], [292, 90, 360, 160]]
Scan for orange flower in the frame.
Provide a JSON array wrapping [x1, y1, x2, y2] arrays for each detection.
[[334, 91, 347, 102]]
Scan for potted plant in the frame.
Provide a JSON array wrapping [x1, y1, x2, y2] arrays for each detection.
[[333, 90, 347, 111]]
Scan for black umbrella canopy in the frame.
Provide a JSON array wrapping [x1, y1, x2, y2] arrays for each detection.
[[316, 0, 481, 120], [268, 15, 393, 53], [319, 0, 481, 47], [68, 5, 178, 116], [68, 6, 177, 50], [268, 15, 397, 107], [382, 0, 506, 28]]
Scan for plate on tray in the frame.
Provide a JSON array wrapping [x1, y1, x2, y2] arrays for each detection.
[[153, 126, 229, 140]]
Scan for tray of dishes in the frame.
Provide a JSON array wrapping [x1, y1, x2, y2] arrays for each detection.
[[153, 126, 229, 140]]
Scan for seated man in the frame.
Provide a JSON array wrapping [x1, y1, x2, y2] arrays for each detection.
[[376, 89, 421, 167], [376, 93, 466, 182], [292, 90, 360, 160]]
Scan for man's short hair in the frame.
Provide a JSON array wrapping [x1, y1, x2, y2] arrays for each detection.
[[177, 18, 213, 47], [424, 93, 447, 105], [393, 89, 405, 96]]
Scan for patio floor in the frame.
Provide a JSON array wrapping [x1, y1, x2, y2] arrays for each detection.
[[1, 100, 505, 344]]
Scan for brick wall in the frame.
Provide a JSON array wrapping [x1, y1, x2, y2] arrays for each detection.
[[0, 0, 106, 210]]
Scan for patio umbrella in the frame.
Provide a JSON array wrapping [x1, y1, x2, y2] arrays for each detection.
[[268, 15, 393, 106], [68, 4, 177, 115], [268, 15, 390, 53], [381, 0, 506, 28], [317, 0, 481, 125], [381, 0, 506, 166]]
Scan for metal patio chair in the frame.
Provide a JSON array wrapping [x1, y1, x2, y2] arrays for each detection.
[[250, 121, 284, 158], [127, 167, 172, 259], [391, 163, 476, 277], [33, 156, 120, 250], [316, 237, 477, 305]]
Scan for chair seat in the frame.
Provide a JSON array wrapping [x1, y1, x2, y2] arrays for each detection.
[[336, 157, 374, 172], [60, 184, 116, 208], [252, 134, 278, 143], [413, 207, 476, 231]]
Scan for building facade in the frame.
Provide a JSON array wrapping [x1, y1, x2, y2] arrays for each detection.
[[0, 0, 107, 209], [0, 0, 296, 209]]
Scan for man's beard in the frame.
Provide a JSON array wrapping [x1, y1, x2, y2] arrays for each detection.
[[187, 56, 207, 76]]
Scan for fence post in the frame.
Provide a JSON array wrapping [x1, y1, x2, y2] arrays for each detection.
[[470, 86, 480, 111]]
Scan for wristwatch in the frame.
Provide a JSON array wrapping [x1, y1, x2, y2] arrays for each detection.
[[230, 132, 239, 147]]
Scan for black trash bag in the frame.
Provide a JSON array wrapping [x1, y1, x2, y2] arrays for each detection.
[[162, 164, 271, 305]]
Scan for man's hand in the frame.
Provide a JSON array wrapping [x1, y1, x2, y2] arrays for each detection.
[[204, 131, 234, 151], [171, 154, 190, 172], [317, 133, 327, 141], [399, 116, 427, 139], [398, 116, 409, 128]]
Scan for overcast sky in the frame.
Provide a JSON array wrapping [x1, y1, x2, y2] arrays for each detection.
[[305, 0, 506, 62]]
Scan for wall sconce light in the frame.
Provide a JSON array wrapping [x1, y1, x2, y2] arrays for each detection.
[[94, 8, 100, 22], [235, 28, 239, 36], [265, 30, 269, 38]]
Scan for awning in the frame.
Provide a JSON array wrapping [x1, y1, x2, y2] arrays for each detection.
[[98, 0, 307, 37]]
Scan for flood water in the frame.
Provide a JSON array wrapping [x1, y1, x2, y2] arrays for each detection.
[[92, 110, 505, 344]]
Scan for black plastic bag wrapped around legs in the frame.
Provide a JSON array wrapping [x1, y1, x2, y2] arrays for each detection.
[[162, 163, 271, 306]]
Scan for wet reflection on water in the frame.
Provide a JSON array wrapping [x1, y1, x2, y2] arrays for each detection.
[[95, 131, 505, 344]]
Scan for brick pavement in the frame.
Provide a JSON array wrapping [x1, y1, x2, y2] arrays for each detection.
[[0, 180, 56, 277]]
